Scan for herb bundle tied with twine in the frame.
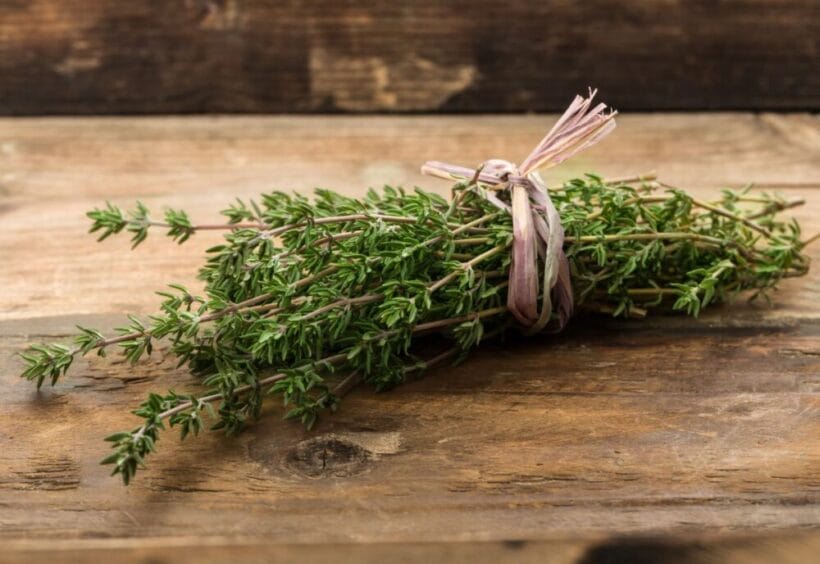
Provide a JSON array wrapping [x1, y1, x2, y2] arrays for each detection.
[[20, 91, 813, 484]]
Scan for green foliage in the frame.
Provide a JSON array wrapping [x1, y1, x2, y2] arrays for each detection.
[[164, 208, 195, 244], [557, 176, 809, 318], [116, 314, 152, 364], [75, 325, 105, 355], [20, 343, 75, 389], [87, 201, 127, 241], [221, 198, 263, 224], [126, 201, 151, 248], [20, 176, 811, 484]]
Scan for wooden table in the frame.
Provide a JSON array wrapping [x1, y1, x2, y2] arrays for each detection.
[[1, 114, 818, 563]]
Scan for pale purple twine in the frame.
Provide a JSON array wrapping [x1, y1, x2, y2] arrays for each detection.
[[422, 90, 617, 334]]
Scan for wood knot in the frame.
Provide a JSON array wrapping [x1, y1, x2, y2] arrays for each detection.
[[285, 435, 371, 478], [249, 431, 400, 479]]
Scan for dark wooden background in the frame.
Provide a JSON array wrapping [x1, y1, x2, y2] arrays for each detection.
[[0, 0, 817, 115]]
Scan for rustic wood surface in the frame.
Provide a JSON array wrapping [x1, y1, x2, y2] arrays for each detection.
[[0, 1, 818, 115], [0, 113, 818, 562]]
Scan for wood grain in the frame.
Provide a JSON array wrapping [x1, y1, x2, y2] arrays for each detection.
[[0, 1, 817, 115], [2, 534, 820, 564], [0, 114, 818, 560]]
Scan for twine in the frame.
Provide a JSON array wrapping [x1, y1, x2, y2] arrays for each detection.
[[422, 90, 617, 334]]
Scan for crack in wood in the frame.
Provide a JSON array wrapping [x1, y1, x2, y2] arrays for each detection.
[[2, 455, 80, 491]]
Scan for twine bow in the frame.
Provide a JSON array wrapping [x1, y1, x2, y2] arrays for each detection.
[[422, 90, 617, 334]]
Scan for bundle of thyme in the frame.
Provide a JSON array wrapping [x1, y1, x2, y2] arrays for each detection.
[[19, 95, 812, 485]]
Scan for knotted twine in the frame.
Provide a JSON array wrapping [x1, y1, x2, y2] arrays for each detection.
[[422, 91, 617, 334]]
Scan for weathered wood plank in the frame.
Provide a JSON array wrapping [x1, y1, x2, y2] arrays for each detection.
[[2, 533, 819, 564], [1, 113, 818, 321], [1, 315, 818, 540], [0, 114, 818, 556], [0, 1, 817, 115]]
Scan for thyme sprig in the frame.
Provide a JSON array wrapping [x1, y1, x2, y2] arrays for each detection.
[[20, 175, 811, 484]]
